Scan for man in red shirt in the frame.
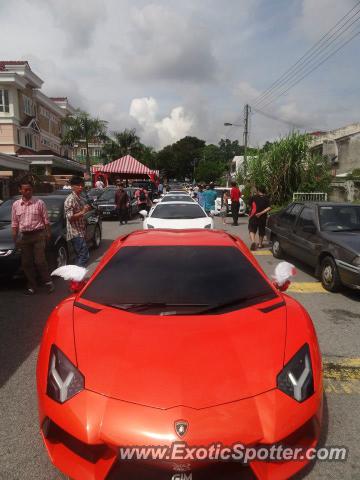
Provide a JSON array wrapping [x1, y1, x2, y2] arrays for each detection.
[[11, 177, 54, 295], [230, 181, 241, 226]]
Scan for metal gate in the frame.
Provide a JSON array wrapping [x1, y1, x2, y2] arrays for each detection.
[[292, 192, 328, 202]]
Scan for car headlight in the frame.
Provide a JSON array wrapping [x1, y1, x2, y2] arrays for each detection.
[[147, 224, 155, 229], [277, 344, 314, 402], [204, 224, 212, 229], [47, 345, 84, 404], [352, 256, 360, 267], [0, 249, 14, 257]]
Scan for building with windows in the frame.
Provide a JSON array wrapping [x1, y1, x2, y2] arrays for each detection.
[[0, 61, 84, 175], [310, 123, 360, 176], [73, 141, 105, 166]]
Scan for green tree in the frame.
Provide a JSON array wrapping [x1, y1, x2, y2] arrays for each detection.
[[246, 132, 332, 205], [102, 128, 143, 162], [156, 136, 206, 180], [61, 110, 108, 175]]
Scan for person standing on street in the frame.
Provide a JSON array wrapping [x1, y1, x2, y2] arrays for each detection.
[[158, 181, 164, 195], [248, 185, 271, 251], [135, 186, 149, 214], [11, 178, 54, 295], [203, 182, 217, 216], [197, 185, 205, 208], [115, 181, 130, 225], [64, 176, 92, 267], [230, 181, 241, 226], [220, 191, 230, 225]]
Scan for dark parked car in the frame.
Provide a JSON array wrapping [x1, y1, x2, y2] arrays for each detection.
[[266, 202, 360, 291], [94, 187, 138, 219], [0, 194, 102, 278]]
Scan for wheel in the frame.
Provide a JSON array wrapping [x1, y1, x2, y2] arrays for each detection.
[[320, 256, 342, 292], [93, 225, 101, 249], [55, 242, 68, 268], [271, 236, 283, 259]]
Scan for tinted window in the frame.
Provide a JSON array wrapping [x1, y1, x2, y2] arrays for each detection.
[[319, 205, 360, 231], [41, 197, 64, 221], [296, 207, 315, 229], [98, 189, 116, 202], [280, 203, 302, 226], [82, 246, 276, 314], [0, 199, 14, 221], [151, 204, 206, 219]]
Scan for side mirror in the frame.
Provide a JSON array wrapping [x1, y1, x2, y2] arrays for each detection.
[[303, 224, 316, 234], [139, 209, 148, 218], [153, 198, 160, 203]]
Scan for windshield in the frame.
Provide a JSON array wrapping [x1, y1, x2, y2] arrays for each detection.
[[98, 189, 116, 202], [161, 195, 193, 203], [151, 203, 206, 219], [82, 246, 276, 314], [0, 197, 63, 222], [319, 205, 360, 231], [0, 199, 13, 222]]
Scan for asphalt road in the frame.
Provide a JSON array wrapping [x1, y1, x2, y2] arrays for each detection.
[[0, 215, 359, 479]]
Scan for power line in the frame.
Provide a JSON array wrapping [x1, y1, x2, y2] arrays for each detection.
[[252, 1, 360, 108], [252, 107, 318, 130], [255, 13, 360, 109], [259, 27, 360, 110]]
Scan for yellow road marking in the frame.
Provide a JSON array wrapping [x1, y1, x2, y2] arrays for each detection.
[[288, 282, 328, 293], [323, 358, 360, 394], [253, 250, 272, 255]]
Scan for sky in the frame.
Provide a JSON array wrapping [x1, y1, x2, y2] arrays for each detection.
[[0, 0, 359, 149]]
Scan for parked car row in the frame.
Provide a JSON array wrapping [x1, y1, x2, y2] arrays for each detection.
[[266, 201, 360, 291], [0, 194, 102, 278], [93, 186, 140, 219]]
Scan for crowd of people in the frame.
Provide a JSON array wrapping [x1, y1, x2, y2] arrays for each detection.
[[10, 174, 270, 295]]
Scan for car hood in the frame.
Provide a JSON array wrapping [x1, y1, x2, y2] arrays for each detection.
[[322, 230, 360, 254], [73, 302, 286, 409], [146, 217, 212, 229], [0, 222, 14, 250]]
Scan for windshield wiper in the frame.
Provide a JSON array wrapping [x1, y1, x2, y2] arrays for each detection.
[[106, 302, 209, 312], [197, 292, 276, 315]]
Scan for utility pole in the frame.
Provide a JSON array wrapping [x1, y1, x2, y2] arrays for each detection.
[[243, 104, 251, 174]]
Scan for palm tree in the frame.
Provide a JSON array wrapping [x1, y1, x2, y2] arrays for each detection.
[[62, 110, 108, 175], [102, 128, 142, 162]]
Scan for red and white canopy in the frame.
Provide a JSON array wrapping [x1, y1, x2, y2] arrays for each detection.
[[98, 155, 157, 176]]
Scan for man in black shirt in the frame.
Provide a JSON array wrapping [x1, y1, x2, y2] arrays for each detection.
[[248, 185, 271, 251]]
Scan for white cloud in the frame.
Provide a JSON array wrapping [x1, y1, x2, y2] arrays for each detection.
[[130, 97, 194, 148], [121, 4, 217, 82]]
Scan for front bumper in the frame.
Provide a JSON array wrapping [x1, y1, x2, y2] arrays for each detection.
[[0, 251, 21, 276], [38, 386, 322, 480], [335, 259, 360, 289]]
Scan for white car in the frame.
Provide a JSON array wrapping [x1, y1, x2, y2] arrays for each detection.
[[160, 194, 195, 203], [214, 188, 246, 216], [142, 201, 214, 229]]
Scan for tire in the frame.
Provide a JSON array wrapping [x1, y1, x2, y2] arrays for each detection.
[[271, 235, 283, 259], [55, 242, 68, 268], [320, 256, 342, 292], [93, 225, 101, 249]]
